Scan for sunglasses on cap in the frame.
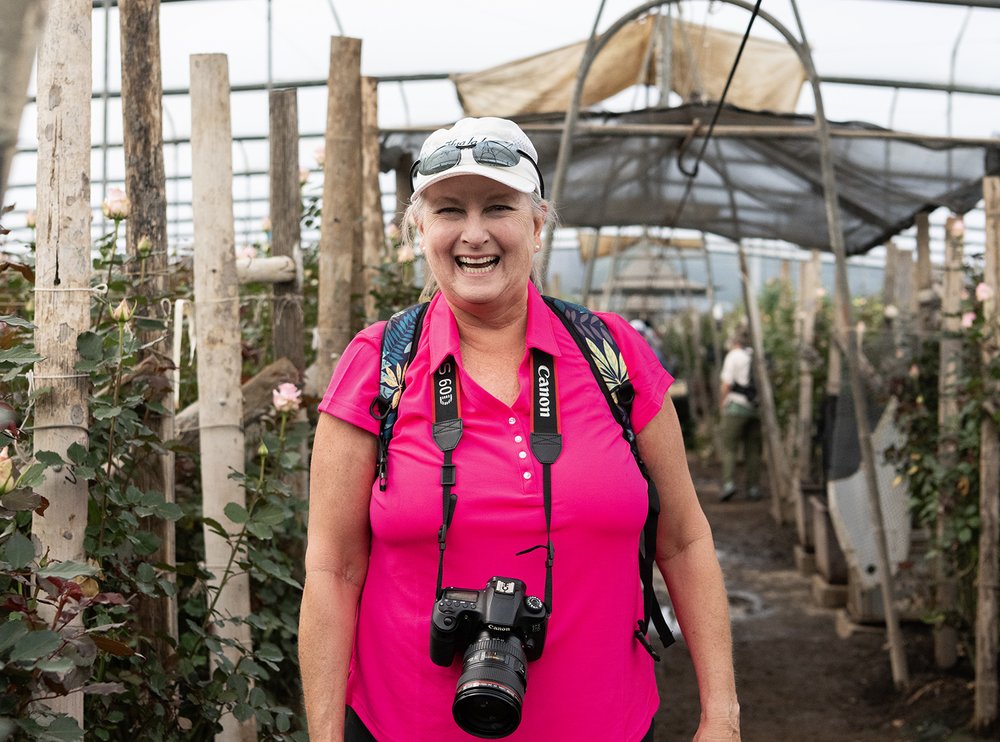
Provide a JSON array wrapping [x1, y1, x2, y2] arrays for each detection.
[[410, 139, 545, 197]]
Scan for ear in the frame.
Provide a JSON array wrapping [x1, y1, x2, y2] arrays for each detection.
[[532, 202, 548, 242]]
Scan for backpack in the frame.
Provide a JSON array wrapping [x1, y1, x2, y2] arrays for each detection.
[[369, 297, 675, 659]]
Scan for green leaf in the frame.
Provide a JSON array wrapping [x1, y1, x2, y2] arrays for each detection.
[[4, 531, 35, 569], [34, 450, 64, 467], [232, 703, 254, 722], [253, 503, 286, 527], [8, 629, 61, 663], [0, 618, 29, 654], [0, 314, 35, 329], [36, 560, 98, 579], [92, 405, 123, 420], [14, 461, 47, 489], [76, 332, 104, 361], [223, 502, 249, 524], [246, 522, 273, 540], [38, 715, 83, 741], [36, 656, 75, 673], [66, 442, 89, 466], [0, 346, 44, 365]]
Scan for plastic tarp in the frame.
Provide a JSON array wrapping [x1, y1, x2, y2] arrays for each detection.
[[451, 17, 805, 118], [382, 104, 988, 256]]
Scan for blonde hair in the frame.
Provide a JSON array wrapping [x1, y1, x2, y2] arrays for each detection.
[[400, 190, 558, 301]]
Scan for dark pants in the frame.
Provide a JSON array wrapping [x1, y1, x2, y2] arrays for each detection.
[[345, 706, 655, 741]]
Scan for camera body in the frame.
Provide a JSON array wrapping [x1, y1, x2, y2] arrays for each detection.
[[430, 576, 548, 666]]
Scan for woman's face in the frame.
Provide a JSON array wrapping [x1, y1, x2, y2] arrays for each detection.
[[417, 174, 544, 319]]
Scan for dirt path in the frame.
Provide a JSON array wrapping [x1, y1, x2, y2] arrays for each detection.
[[650, 458, 984, 742]]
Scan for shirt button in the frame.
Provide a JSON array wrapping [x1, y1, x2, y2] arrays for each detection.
[[508, 417, 516, 425], [523, 472, 532, 480], [514, 435, 523, 443], [518, 451, 527, 460]]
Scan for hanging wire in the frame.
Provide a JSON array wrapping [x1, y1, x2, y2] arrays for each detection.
[[666, 0, 762, 234], [325, 0, 345, 35]]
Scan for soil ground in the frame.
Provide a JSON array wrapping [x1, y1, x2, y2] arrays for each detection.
[[649, 455, 991, 742]]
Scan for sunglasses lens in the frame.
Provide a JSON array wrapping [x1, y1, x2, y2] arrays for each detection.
[[472, 140, 520, 168], [418, 146, 463, 176]]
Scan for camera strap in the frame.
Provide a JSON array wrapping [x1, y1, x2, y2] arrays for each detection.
[[431, 350, 561, 612]]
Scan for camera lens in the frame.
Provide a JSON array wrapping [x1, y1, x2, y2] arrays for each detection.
[[452, 631, 527, 739]]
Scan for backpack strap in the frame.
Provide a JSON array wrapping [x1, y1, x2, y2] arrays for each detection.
[[369, 302, 430, 491], [542, 296, 676, 659]]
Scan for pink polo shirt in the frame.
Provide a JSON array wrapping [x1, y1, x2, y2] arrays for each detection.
[[318, 284, 673, 741]]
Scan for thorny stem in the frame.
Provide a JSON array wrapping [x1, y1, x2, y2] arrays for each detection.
[[93, 220, 122, 327], [96, 321, 127, 554]]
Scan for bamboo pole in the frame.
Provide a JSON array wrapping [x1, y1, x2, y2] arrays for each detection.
[[936, 217, 964, 670], [737, 240, 792, 523], [580, 229, 600, 306], [975, 173, 1000, 731], [268, 87, 305, 374], [793, 250, 821, 545], [0, 0, 49, 201], [119, 0, 178, 656], [31, 0, 91, 726], [237, 255, 297, 285], [189, 53, 256, 742], [315, 36, 363, 386], [361, 77, 385, 324]]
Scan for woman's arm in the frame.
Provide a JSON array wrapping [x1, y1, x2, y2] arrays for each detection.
[[637, 397, 741, 742], [299, 413, 377, 741]]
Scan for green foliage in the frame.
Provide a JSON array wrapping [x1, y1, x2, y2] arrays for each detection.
[[884, 254, 988, 647]]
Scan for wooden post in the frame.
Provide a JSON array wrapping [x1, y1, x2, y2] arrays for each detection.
[[393, 152, 413, 229], [361, 77, 385, 325], [915, 212, 933, 338], [975, 174, 1000, 731], [315, 36, 363, 387], [31, 0, 91, 726], [737, 240, 792, 523], [119, 0, 178, 655], [936, 217, 964, 670], [268, 87, 305, 375], [189, 53, 257, 742], [0, 0, 49, 200], [793, 250, 821, 544], [882, 240, 898, 308]]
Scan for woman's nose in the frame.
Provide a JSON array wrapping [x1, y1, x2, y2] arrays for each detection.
[[460, 214, 489, 245]]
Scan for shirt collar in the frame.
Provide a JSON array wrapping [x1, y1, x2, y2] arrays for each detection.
[[427, 283, 563, 371]]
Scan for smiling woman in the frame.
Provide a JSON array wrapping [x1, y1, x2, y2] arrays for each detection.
[[299, 116, 741, 742]]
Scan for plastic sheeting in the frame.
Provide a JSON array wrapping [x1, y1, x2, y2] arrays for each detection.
[[382, 104, 989, 256]]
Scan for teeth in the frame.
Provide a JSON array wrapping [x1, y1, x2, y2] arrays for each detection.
[[457, 256, 499, 274]]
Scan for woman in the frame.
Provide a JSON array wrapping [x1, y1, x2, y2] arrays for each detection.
[[299, 117, 740, 741]]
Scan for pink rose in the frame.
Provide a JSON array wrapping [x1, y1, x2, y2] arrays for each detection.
[[961, 311, 976, 329], [272, 382, 302, 414], [102, 187, 131, 221], [111, 298, 136, 323], [975, 282, 994, 303]]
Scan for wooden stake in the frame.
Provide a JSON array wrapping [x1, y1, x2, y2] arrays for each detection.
[[975, 175, 1000, 731], [915, 212, 933, 339], [268, 87, 305, 374], [315, 35, 363, 386], [936, 218, 964, 670], [361, 76, 385, 324], [189, 53, 257, 742], [119, 0, 178, 656], [393, 152, 413, 229], [793, 250, 821, 544], [0, 0, 49, 200], [31, 0, 91, 726]]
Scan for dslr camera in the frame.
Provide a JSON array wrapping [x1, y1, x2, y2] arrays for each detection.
[[430, 576, 549, 739]]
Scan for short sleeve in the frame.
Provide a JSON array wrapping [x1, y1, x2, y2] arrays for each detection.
[[316, 322, 385, 435], [597, 312, 674, 434]]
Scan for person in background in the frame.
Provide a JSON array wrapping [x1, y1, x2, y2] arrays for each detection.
[[718, 326, 761, 502], [299, 116, 740, 741]]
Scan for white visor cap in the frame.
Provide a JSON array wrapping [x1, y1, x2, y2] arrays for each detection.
[[411, 117, 542, 197]]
